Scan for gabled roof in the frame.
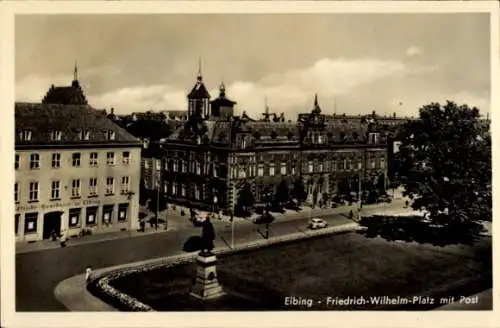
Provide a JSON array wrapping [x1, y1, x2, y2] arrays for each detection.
[[42, 81, 88, 105], [15, 102, 141, 147]]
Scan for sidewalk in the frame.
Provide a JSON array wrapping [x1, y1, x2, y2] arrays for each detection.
[[171, 197, 408, 225], [17, 198, 408, 254], [16, 225, 175, 254], [55, 222, 361, 311]]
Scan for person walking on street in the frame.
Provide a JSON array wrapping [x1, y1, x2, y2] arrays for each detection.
[[60, 230, 67, 248], [85, 266, 92, 283], [50, 230, 58, 241]]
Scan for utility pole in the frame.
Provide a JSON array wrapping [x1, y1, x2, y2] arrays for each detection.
[[228, 116, 235, 248], [156, 173, 159, 231], [231, 183, 235, 248], [358, 170, 362, 221]]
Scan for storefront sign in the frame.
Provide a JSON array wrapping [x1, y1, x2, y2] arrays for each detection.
[[83, 199, 101, 206], [16, 199, 102, 212], [15, 204, 38, 212]]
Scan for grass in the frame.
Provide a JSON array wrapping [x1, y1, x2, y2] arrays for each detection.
[[103, 233, 491, 311]]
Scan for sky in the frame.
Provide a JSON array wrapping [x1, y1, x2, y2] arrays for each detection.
[[15, 13, 491, 119]]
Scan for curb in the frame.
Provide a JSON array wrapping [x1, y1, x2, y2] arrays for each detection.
[[16, 227, 178, 255], [18, 200, 404, 255], [55, 222, 361, 311]]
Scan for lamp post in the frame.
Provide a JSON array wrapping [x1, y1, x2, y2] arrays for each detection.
[[230, 184, 235, 248], [155, 179, 159, 231]]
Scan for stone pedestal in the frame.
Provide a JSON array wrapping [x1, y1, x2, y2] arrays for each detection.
[[190, 253, 225, 300]]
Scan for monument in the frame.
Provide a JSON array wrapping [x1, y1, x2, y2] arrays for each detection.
[[190, 216, 225, 300]]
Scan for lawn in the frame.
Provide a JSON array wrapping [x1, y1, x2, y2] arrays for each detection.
[[106, 232, 492, 311]]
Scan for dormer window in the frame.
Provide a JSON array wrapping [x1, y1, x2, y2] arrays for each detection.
[[50, 131, 62, 141], [107, 131, 116, 140], [79, 130, 90, 141], [368, 133, 380, 144], [19, 130, 32, 141]]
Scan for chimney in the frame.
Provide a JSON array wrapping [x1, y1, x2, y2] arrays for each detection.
[[111, 108, 115, 115]]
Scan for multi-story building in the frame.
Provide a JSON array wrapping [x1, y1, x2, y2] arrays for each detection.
[[15, 71, 142, 242], [161, 69, 389, 213]]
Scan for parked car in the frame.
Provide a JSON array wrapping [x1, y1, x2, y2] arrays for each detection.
[[378, 194, 392, 203], [308, 218, 328, 230]]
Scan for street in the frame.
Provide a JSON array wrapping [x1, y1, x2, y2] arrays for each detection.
[[15, 203, 404, 311]]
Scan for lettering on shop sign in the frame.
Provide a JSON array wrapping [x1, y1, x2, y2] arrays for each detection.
[[83, 199, 101, 206], [15, 204, 38, 212], [16, 199, 101, 212]]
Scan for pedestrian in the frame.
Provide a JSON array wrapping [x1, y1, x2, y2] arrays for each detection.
[[60, 230, 67, 248], [50, 230, 57, 241], [85, 266, 92, 283], [349, 210, 353, 219]]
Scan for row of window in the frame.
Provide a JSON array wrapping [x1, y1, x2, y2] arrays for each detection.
[[15, 204, 129, 235], [162, 182, 207, 200], [15, 151, 131, 170], [307, 132, 381, 144], [18, 130, 116, 142], [228, 159, 386, 179], [15, 177, 131, 202]]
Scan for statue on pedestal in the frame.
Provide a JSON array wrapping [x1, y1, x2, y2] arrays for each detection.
[[190, 216, 225, 300], [200, 216, 216, 256]]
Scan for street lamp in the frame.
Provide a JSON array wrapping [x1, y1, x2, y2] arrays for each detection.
[[155, 179, 159, 231], [230, 184, 235, 248]]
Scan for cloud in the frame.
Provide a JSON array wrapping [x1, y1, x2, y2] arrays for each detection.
[[16, 74, 72, 103], [406, 46, 423, 57], [17, 57, 459, 119], [86, 57, 410, 118]]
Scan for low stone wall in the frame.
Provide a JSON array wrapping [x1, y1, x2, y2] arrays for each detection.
[[88, 223, 361, 311]]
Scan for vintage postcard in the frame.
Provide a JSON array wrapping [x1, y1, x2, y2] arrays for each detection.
[[1, 1, 498, 328]]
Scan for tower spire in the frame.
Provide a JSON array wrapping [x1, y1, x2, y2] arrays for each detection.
[[333, 96, 337, 115], [197, 56, 202, 81], [265, 96, 269, 115], [73, 61, 78, 81], [219, 81, 226, 97]]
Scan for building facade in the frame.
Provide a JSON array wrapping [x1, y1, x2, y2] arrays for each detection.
[[161, 70, 390, 213], [15, 73, 142, 242]]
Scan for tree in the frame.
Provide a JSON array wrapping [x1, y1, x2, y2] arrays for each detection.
[[275, 180, 290, 206], [397, 101, 491, 231], [236, 183, 255, 216], [147, 193, 168, 213], [139, 179, 150, 205], [291, 178, 307, 204], [376, 174, 387, 197], [255, 211, 275, 239], [337, 178, 351, 201], [127, 119, 172, 141], [363, 180, 378, 204]]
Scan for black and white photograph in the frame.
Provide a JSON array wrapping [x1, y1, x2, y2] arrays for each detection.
[[1, 1, 498, 327]]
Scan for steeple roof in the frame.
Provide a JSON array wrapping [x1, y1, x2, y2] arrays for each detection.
[[41, 63, 88, 105], [187, 58, 211, 99], [311, 93, 321, 114], [210, 81, 236, 106]]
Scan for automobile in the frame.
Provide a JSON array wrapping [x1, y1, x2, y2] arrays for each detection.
[[308, 218, 328, 230], [378, 194, 392, 203]]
